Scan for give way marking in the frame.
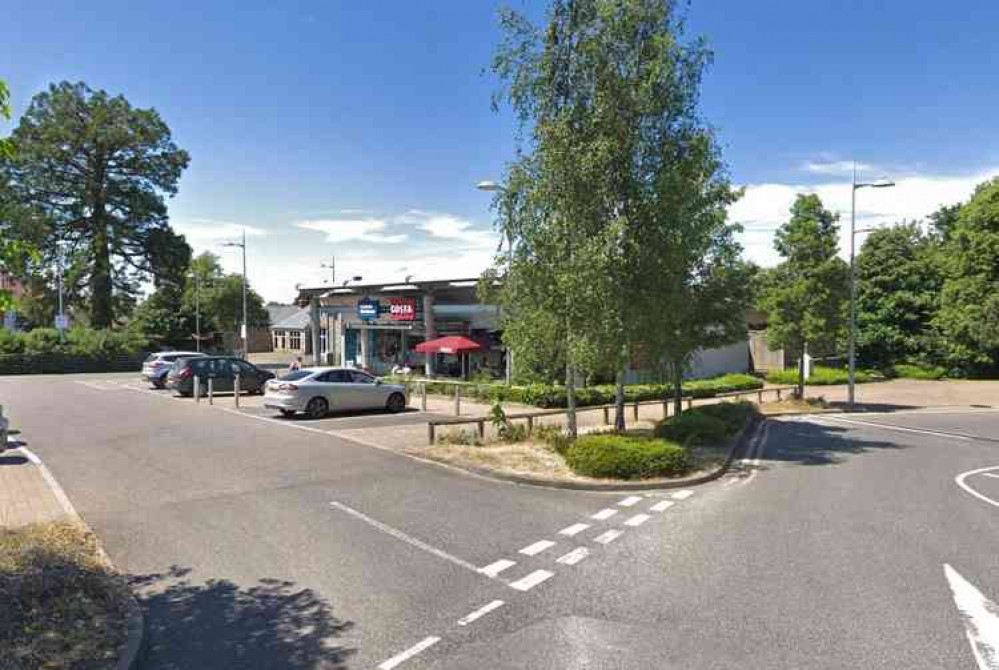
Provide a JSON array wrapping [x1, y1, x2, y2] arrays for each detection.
[[944, 564, 999, 669], [955, 466, 999, 510]]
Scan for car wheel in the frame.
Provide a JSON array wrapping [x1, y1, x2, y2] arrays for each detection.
[[305, 397, 329, 420], [279, 409, 295, 417], [386, 393, 406, 414]]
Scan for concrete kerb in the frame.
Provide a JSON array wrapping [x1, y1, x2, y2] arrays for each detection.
[[17, 446, 146, 670], [415, 416, 763, 492]]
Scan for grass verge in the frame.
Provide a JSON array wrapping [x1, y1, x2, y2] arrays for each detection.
[[0, 521, 129, 669]]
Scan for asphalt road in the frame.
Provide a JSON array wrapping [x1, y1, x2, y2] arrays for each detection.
[[2, 372, 998, 669]]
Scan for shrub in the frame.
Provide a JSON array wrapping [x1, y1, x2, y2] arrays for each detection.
[[892, 363, 947, 380], [489, 403, 528, 443], [655, 411, 730, 446], [766, 366, 879, 386], [437, 428, 482, 447], [565, 434, 688, 479], [692, 401, 758, 433], [534, 424, 572, 455]]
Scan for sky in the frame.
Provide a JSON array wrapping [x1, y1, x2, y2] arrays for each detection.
[[3, 1, 998, 303]]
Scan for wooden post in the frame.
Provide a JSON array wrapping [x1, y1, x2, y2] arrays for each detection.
[[602, 407, 610, 424], [633, 402, 639, 421], [527, 415, 534, 436], [421, 382, 427, 411], [686, 397, 693, 411], [234, 374, 241, 408], [428, 422, 436, 445], [208, 377, 214, 405], [454, 385, 461, 416], [662, 400, 668, 419], [758, 389, 763, 403], [777, 388, 782, 401], [477, 420, 485, 439], [194, 375, 201, 403]]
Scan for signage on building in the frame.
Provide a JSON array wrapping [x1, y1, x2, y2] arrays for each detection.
[[357, 298, 380, 321], [54, 314, 70, 330], [389, 298, 417, 321]]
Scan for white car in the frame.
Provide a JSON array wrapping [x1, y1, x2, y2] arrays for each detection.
[[263, 367, 408, 418], [141, 351, 205, 388]]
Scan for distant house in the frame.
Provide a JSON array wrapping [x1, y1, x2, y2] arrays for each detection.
[[270, 306, 315, 355]]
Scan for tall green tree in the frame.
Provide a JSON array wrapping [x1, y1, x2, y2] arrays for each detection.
[[2, 82, 190, 327], [933, 178, 999, 373], [855, 222, 942, 369], [758, 194, 849, 397], [0, 78, 39, 312]]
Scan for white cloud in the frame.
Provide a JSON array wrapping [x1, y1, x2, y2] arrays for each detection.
[[730, 167, 999, 267], [802, 160, 876, 175], [295, 218, 407, 244], [172, 219, 267, 244]]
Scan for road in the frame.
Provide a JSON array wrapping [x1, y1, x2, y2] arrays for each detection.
[[2, 372, 998, 668]]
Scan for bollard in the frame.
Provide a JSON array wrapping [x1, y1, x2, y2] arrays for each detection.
[[208, 377, 214, 405], [421, 382, 427, 412], [194, 375, 201, 403], [454, 385, 461, 416], [234, 374, 241, 409]]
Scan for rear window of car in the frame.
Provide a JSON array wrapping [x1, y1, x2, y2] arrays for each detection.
[[160, 354, 178, 362], [279, 370, 313, 382]]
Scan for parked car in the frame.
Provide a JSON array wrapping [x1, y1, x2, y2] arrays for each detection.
[[166, 356, 275, 397], [263, 367, 408, 418], [142, 351, 205, 388]]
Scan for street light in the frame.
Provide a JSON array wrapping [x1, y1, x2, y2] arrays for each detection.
[[321, 260, 335, 285], [848, 164, 895, 409], [186, 271, 206, 352], [222, 229, 248, 359], [477, 179, 514, 384], [55, 242, 67, 343]]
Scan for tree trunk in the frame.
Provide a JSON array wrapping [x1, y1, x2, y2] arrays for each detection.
[[796, 341, 806, 399], [672, 360, 684, 417], [565, 360, 578, 439], [89, 214, 113, 328], [614, 364, 626, 431]]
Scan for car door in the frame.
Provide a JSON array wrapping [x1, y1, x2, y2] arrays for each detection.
[[347, 370, 384, 410], [314, 369, 355, 410], [233, 360, 259, 392], [210, 359, 234, 393]]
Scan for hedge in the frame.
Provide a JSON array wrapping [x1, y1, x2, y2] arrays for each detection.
[[0, 327, 149, 375], [392, 372, 763, 409], [765, 366, 880, 386], [654, 401, 756, 445], [565, 434, 688, 479], [0, 352, 148, 375], [891, 363, 947, 380]]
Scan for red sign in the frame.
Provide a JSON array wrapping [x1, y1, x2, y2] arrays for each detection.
[[389, 298, 417, 321]]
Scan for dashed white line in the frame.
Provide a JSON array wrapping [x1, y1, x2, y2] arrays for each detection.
[[556, 547, 589, 565], [378, 636, 441, 669], [672, 490, 694, 500], [624, 513, 650, 527], [594, 529, 623, 545], [510, 569, 554, 591], [479, 559, 517, 577], [559, 523, 590, 536], [457, 600, 505, 626], [618, 495, 642, 507], [592, 508, 618, 520], [650, 500, 675, 512], [519, 540, 556, 556]]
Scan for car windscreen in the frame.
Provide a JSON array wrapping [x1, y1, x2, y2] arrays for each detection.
[[278, 370, 313, 382]]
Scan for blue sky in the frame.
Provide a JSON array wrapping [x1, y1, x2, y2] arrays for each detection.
[[4, 1, 998, 302]]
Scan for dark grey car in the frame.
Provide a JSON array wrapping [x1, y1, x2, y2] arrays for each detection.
[[166, 356, 274, 397]]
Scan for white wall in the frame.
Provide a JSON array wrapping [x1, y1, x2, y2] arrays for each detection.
[[624, 340, 751, 384]]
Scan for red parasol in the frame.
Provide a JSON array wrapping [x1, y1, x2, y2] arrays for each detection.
[[414, 335, 482, 355]]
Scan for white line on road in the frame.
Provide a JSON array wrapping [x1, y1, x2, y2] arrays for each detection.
[[672, 490, 694, 500], [593, 529, 623, 545], [650, 500, 675, 512], [329, 501, 485, 577], [559, 523, 590, 536], [457, 600, 505, 626], [821, 415, 975, 440], [378, 636, 441, 669], [984, 473, 999, 479], [519, 540, 556, 556], [19, 448, 81, 520], [510, 569, 554, 591], [624, 513, 650, 527], [556, 547, 589, 565], [591, 508, 618, 520], [479, 559, 516, 577], [944, 564, 999, 670], [956, 466, 999, 510], [618, 495, 642, 507]]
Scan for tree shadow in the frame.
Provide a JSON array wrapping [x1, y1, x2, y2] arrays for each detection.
[[826, 401, 920, 413], [130, 566, 355, 669], [0, 454, 28, 466], [763, 418, 901, 466]]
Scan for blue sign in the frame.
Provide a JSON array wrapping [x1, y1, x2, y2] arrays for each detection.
[[358, 298, 380, 321]]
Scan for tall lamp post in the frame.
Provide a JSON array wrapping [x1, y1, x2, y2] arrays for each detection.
[[55, 243, 66, 343], [477, 179, 514, 385], [848, 164, 894, 408], [223, 229, 248, 359], [186, 271, 204, 352]]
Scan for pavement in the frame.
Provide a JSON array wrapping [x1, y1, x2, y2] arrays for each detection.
[[2, 371, 999, 668], [0, 445, 71, 528]]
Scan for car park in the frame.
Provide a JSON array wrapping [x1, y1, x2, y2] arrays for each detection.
[[141, 351, 205, 388], [166, 356, 275, 397], [263, 367, 408, 419]]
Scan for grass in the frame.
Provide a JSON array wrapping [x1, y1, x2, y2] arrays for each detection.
[[766, 366, 882, 386], [758, 396, 833, 416], [892, 363, 948, 380], [0, 521, 129, 669]]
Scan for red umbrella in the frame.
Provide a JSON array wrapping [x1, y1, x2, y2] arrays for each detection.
[[414, 335, 482, 355]]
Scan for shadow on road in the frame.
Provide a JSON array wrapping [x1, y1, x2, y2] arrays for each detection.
[[826, 402, 920, 413], [130, 566, 355, 669], [765, 418, 900, 466], [0, 454, 29, 466]]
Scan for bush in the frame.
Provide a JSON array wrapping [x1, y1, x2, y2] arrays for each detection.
[[534, 424, 572, 455], [655, 411, 729, 446], [766, 366, 879, 386], [692, 401, 758, 432], [892, 363, 947, 380], [436, 428, 482, 447], [0, 327, 151, 375], [565, 434, 688, 479]]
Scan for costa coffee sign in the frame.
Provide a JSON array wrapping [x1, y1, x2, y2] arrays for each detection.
[[389, 298, 417, 321]]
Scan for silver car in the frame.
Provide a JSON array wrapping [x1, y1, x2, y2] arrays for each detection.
[[263, 367, 408, 418], [141, 351, 205, 388]]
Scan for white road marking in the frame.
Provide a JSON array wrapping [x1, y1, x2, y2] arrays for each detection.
[[944, 564, 999, 670], [618, 495, 642, 507], [19, 448, 81, 520], [671, 490, 694, 500], [329, 501, 485, 576], [737, 421, 769, 487], [559, 523, 590, 536], [984, 473, 999, 479], [821, 415, 974, 440], [650, 500, 675, 512], [510, 569, 554, 591], [591, 508, 618, 520], [519, 540, 556, 556], [956, 466, 999, 509], [378, 636, 442, 669], [457, 600, 505, 626], [556, 547, 589, 565], [593, 529, 623, 545], [624, 513, 650, 527], [479, 559, 517, 577]]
